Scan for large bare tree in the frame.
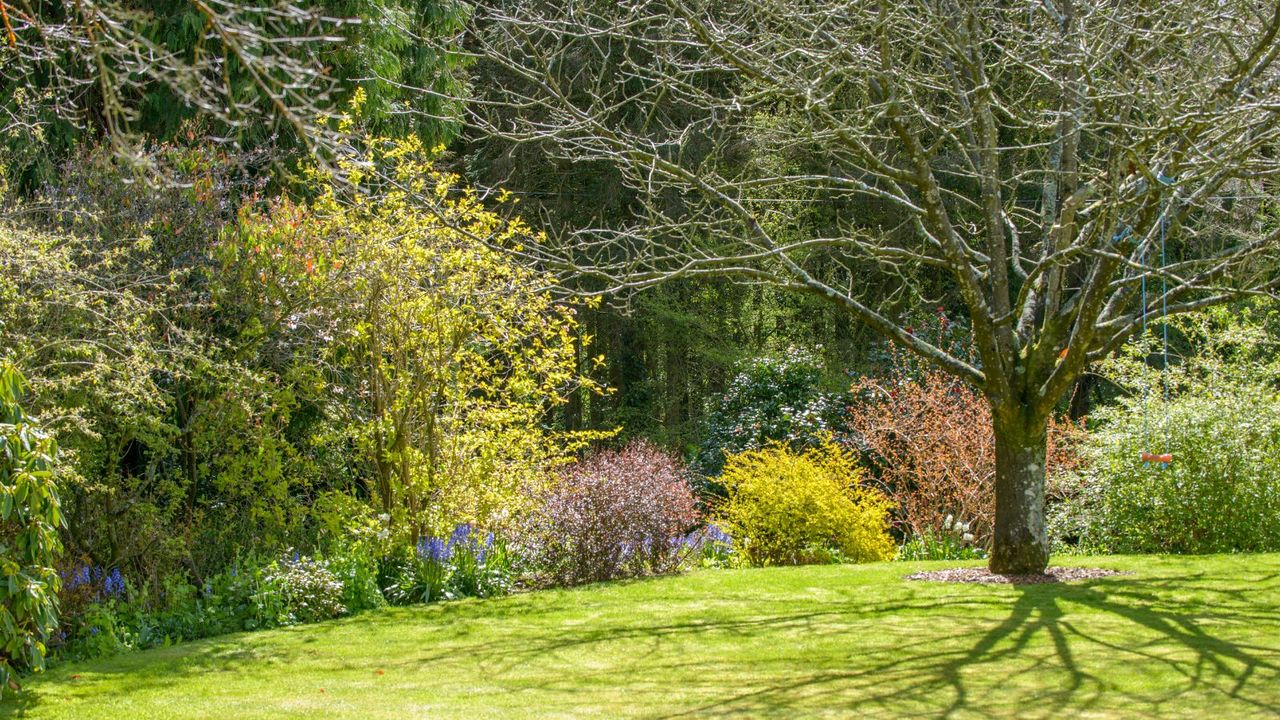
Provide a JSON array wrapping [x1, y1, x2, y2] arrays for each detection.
[[471, 0, 1280, 572]]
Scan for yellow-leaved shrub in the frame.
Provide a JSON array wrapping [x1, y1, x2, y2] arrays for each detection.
[[218, 92, 611, 540], [717, 442, 894, 566]]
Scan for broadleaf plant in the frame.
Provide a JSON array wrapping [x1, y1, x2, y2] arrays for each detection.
[[0, 363, 64, 694]]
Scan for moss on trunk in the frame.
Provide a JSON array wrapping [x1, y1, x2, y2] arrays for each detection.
[[988, 408, 1051, 574]]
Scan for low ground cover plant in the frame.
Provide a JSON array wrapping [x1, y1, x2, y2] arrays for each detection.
[[53, 528, 524, 663], [260, 555, 346, 625], [717, 441, 894, 566], [896, 516, 986, 561]]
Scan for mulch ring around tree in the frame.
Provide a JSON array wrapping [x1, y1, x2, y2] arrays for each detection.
[[905, 566, 1129, 585]]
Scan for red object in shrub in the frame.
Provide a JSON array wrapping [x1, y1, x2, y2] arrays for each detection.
[[1141, 452, 1173, 464]]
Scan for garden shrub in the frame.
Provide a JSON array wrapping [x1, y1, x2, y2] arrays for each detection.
[[696, 347, 851, 477], [517, 441, 699, 587], [1050, 303, 1280, 554], [0, 364, 64, 692], [259, 554, 346, 625], [223, 123, 608, 541], [717, 441, 894, 566], [848, 348, 1084, 546], [1051, 391, 1280, 554]]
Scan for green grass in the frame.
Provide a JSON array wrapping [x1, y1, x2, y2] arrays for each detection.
[[3, 554, 1280, 719]]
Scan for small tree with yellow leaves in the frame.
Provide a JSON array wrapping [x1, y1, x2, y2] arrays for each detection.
[[221, 94, 608, 538]]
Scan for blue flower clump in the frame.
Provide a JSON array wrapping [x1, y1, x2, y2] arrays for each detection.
[[416, 536, 450, 564], [416, 524, 497, 565], [64, 565, 127, 601], [678, 523, 733, 551], [701, 524, 733, 547]]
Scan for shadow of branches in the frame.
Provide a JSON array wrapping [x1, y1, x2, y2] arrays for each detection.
[[3, 564, 1278, 718]]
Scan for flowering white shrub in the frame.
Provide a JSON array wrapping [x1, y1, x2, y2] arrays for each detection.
[[260, 554, 346, 625]]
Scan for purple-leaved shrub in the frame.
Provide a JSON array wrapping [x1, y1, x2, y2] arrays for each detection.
[[517, 441, 699, 587]]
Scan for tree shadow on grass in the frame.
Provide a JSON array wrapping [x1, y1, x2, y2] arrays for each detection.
[[660, 573, 1280, 718], [3, 566, 1279, 718], [0, 640, 272, 718], [330, 568, 1280, 718]]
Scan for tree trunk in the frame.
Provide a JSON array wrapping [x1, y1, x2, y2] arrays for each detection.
[[663, 333, 687, 442], [1068, 373, 1095, 421], [988, 408, 1051, 574]]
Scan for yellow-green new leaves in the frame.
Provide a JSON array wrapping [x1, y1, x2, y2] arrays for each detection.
[[0, 363, 63, 694], [222, 130, 607, 540], [717, 441, 894, 566]]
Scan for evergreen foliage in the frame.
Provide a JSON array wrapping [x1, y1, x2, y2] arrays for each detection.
[[0, 364, 63, 694]]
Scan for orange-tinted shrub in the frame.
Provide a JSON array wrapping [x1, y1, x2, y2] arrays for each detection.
[[847, 353, 1085, 545]]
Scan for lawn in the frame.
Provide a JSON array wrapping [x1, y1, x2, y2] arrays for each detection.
[[3, 554, 1279, 719]]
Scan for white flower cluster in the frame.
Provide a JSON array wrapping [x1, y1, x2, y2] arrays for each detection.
[[264, 554, 347, 624], [942, 514, 976, 545]]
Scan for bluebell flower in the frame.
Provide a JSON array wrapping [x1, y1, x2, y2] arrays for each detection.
[[103, 568, 126, 598], [680, 524, 734, 555], [66, 565, 92, 589], [447, 524, 471, 553], [703, 524, 733, 547], [417, 536, 450, 564], [476, 531, 495, 564]]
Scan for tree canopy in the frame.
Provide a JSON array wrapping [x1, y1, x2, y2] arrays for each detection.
[[472, 0, 1280, 571]]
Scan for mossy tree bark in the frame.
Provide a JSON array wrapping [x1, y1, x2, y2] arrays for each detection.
[[989, 407, 1051, 574]]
